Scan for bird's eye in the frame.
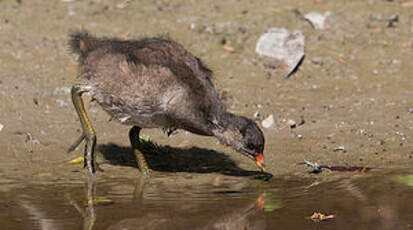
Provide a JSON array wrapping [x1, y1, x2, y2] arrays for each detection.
[[247, 143, 255, 150]]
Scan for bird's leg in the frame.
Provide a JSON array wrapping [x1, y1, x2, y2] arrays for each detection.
[[132, 175, 146, 202], [129, 126, 152, 177], [66, 176, 96, 230], [68, 84, 98, 175], [84, 175, 96, 230]]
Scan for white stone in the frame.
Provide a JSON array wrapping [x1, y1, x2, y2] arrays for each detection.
[[253, 111, 260, 119], [56, 99, 68, 108], [304, 11, 332, 30], [261, 115, 274, 129], [0, 123, 3, 132], [256, 28, 305, 77], [286, 119, 296, 127]]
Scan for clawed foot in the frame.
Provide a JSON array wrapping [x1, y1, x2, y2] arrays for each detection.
[[68, 134, 102, 174]]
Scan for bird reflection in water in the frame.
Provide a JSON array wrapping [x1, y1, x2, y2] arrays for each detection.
[[66, 175, 96, 230], [68, 175, 269, 230]]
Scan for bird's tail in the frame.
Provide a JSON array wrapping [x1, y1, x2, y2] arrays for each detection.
[[69, 30, 100, 57]]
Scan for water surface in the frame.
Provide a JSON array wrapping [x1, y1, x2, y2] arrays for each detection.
[[1, 169, 412, 230]]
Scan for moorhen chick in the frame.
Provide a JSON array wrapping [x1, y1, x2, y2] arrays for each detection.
[[68, 31, 266, 176]]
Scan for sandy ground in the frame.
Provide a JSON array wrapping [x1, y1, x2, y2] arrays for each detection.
[[0, 0, 412, 184]]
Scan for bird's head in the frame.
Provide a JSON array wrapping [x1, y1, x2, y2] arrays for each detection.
[[213, 114, 266, 172]]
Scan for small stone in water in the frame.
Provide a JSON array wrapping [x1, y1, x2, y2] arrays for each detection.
[[308, 212, 335, 222]]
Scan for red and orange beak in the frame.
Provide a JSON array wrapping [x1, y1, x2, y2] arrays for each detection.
[[254, 153, 266, 172]]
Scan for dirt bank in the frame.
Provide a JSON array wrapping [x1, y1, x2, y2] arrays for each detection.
[[0, 0, 411, 184]]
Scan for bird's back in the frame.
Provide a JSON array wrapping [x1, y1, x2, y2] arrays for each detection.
[[69, 32, 225, 134]]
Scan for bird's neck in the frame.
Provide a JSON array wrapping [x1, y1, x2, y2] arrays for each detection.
[[211, 112, 243, 152]]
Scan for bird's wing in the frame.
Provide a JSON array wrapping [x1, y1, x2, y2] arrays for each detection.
[[124, 38, 225, 127], [127, 38, 213, 94]]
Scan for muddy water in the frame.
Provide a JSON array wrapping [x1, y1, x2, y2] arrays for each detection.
[[1, 170, 412, 230]]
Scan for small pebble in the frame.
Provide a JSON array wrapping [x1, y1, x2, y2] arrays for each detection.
[[53, 87, 71, 95], [391, 59, 401, 65], [0, 123, 3, 132], [310, 57, 322, 65], [253, 111, 260, 119], [68, 9, 76, 16], [261, 115, 274, 129], [304, 11, 332, 30], [56, 99, 68, 108], [333, 146, 346, 152], [387, 15, 399, 27], [289, 119, 302, 129], [287, 119, 296, 127]]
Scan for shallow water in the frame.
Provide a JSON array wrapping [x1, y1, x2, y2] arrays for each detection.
[[1, 169, 412, 230]]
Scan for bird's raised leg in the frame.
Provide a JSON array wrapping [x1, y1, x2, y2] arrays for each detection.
[[68, 84, 98, 175], [129, 126, 152, 177]]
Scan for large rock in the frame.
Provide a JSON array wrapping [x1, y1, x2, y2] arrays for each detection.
[[256, 28, 305, 77]]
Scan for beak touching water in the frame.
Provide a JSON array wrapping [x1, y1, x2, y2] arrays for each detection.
[[254, 153, 266, 172]]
